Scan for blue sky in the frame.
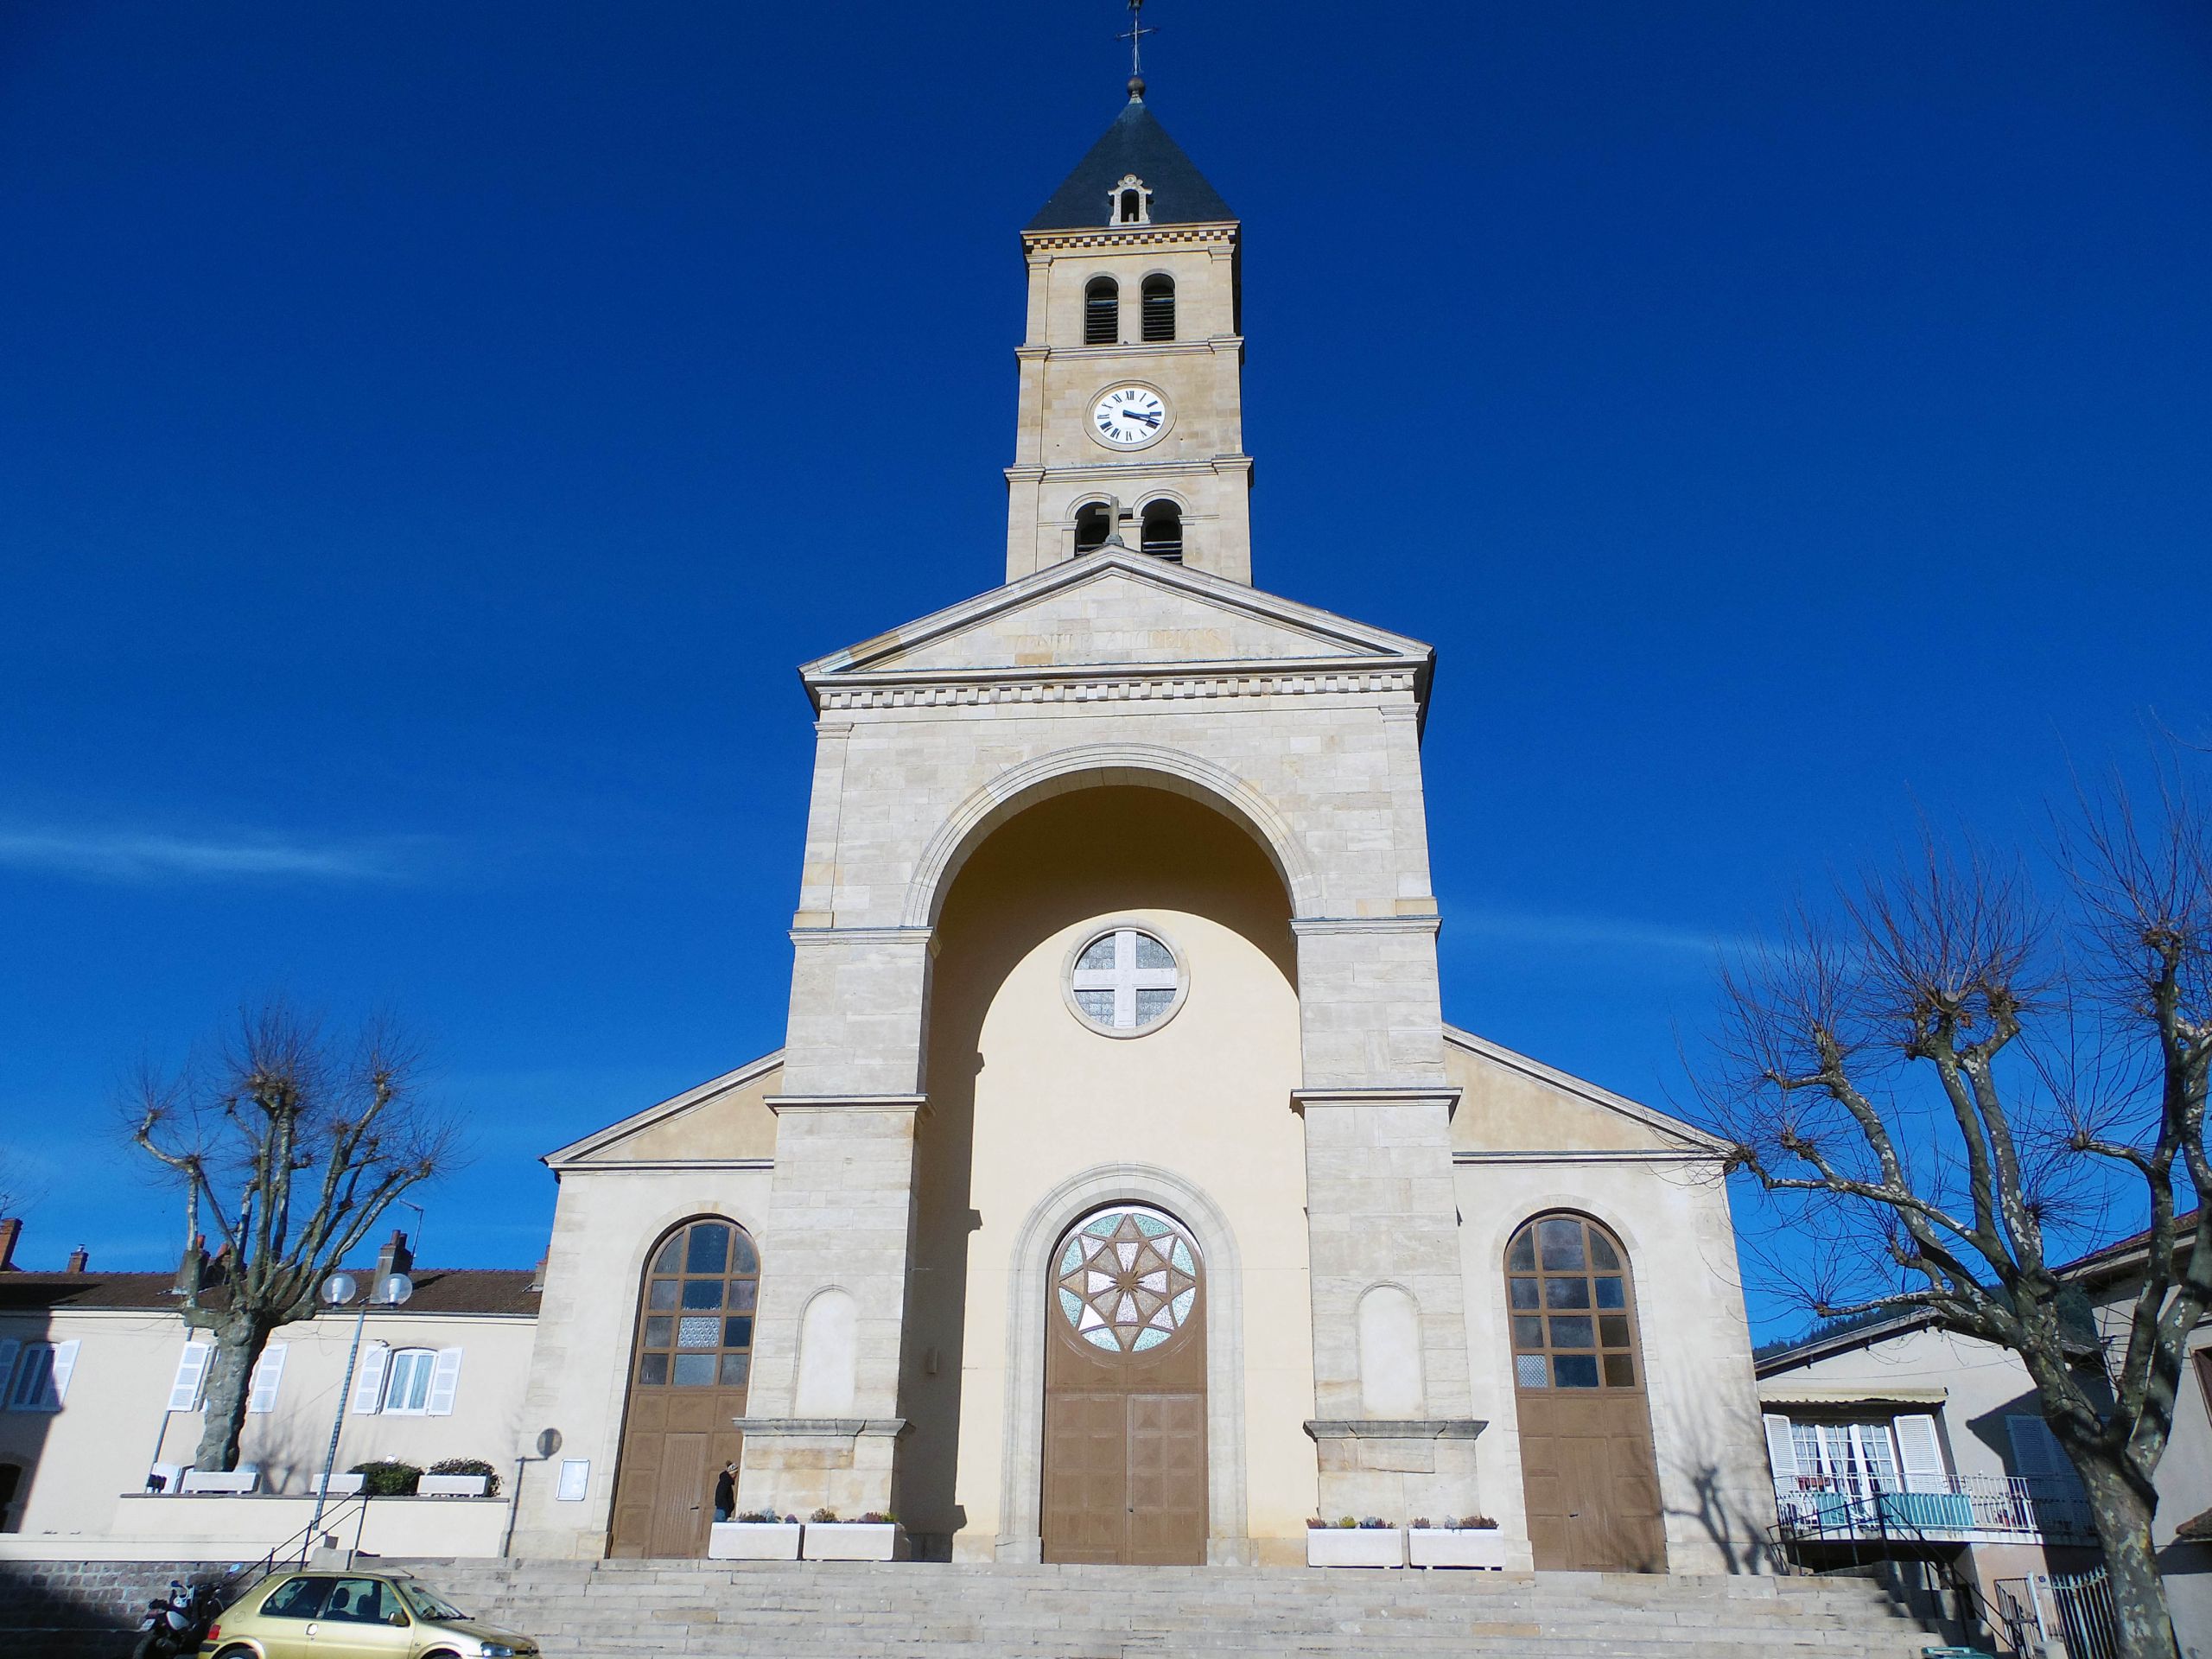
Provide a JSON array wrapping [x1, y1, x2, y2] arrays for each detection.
[[2, 3, 2206, 1339]]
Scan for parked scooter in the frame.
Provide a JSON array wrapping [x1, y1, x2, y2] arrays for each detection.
[[130, 1579, 221, 1659]]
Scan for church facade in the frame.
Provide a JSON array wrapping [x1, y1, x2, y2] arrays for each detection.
[[506, 91, 1775, 1573]]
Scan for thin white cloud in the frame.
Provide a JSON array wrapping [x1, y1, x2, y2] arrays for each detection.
[[0, 827, 416, 883], [1451, 906, 1744, 958]]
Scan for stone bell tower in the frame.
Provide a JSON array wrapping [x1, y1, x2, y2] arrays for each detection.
[[1004, 86, 1253, 584]]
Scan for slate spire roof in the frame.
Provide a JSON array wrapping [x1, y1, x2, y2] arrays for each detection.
[[1027, 94, 1234, 232]]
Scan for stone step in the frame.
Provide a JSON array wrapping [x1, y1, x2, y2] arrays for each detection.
[[378, 1559, 1938, 1659]]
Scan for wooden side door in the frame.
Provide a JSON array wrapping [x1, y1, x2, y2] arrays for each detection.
[[1042, 1207, 1207, 1567], [1506, 1213, 1666, 1573]]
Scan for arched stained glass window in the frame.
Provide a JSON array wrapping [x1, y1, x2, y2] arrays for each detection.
[[632, 1217, 761, 1389], [1504, 1213, 1642, 1392], [1056, 1207, 1200, 1353]]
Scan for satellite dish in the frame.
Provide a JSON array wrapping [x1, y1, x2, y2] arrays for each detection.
[[536, 1427, 563, 1459]]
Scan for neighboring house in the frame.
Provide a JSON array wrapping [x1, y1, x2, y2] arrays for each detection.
[[0, 1222, 537, 1552], [1754, 1216, 2212, 1659]]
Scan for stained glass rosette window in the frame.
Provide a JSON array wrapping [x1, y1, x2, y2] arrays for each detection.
[[1055, 1207, 1200, 1353]]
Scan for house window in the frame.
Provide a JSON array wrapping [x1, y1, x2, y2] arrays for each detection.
[[1084, 276, 1119, 345], [383, 1348, 439, 1415], [1141, 274, 1175, 341], [3, 1341, 75, 1412]]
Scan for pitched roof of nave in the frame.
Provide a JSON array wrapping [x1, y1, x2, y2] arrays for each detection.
[[1027, 95, 1234, 231], [800, 547, 1433, 701]]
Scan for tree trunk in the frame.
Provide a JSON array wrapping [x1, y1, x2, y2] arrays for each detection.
[[2077, 1452, 2178, 1659], [192, 1316, 272, 1472]]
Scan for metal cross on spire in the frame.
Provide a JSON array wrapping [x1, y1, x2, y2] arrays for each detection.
[[1117, 0, 1156, 99]]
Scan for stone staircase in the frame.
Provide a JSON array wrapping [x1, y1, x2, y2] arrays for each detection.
[[388, 1558, 1942, 1658]]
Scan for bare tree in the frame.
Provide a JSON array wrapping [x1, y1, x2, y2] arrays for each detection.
[[1704, 754, 2211, 1659], [132, 1003, 460, 1472]]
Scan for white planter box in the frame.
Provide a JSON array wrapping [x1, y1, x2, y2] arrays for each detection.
[[709, 1522, 801, 1560], [312, 1472, 365, 1497], [416, 1475, 491, 1497], [1408, 1528, 1505, 1569], [801, 1522, 903, 1561], [179, 1467, 260, 1495], [1306, 1527, 1405, 1567]]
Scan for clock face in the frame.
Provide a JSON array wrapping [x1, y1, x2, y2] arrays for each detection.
[[1091, 385, 1167, 448]]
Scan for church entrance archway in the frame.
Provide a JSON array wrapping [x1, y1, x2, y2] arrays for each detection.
[[1042, 1205, 1208, 1565], [1507, 1212, 1666, 1572], [608, 1216, 760, 1558]]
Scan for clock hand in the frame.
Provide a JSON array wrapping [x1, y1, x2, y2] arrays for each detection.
[[1122, 411, 1160, 427]]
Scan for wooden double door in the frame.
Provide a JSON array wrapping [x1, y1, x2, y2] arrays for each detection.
[[1042, 1207, 1208, 1566]]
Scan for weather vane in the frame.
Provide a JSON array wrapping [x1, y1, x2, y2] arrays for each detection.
[[1117, 0, 1156, 98]]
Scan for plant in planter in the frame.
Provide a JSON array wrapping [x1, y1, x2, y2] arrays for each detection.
[[1408, 1514, 1507, 1570], [421, 1458, 499, 1497], [710, 1508, 804, 1560], [802, 1505, 905, 1561], [347, 1460, 421, 1497], [1307, 1515, 1405, 1567]]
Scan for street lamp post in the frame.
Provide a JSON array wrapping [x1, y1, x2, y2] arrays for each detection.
[[306, 1267, 413, 1551]]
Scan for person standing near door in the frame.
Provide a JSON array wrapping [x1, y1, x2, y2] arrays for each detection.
[[712, 1461, 737, 1523]]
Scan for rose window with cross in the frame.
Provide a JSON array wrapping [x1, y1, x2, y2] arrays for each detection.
[[1067, 925, 1184, 1034], [1056, 1207, 1201, 1353]]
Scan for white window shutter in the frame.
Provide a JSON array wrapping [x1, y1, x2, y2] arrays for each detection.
[[45, 1340, 78, 1408], [1893, 1414, 1946, 1492], [168, 1341, 213, 1412], [247, 1344, 287, 1414], [425, 1347, 463, 1417], [1762, 1413, 1798, 1480], [351, 1342, 390, 1414]]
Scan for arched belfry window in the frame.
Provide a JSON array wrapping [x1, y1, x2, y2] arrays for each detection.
[[1504, 1213, 1642, 1391], [1111, 174, 1152, 226], [1141, 275, 1175, 342], [1074, 501, 1114, 555], [1140, 499, 1183, 563], [1084, 276, 1120, 346]]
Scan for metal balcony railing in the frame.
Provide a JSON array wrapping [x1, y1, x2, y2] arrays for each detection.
[[1772, 1473, 2094, 1546]]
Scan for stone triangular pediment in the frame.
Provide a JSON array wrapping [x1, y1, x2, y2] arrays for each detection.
[[1442, 1026, 1728, 1159], [804, 550, 1431, 683], [544, 1051, 782, 1170]]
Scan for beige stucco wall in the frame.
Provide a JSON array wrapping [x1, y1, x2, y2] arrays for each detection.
[[0, 1302, 534, 1540], [1443, 1033, 1776, 1574], [507, 1164, 774, 1558]]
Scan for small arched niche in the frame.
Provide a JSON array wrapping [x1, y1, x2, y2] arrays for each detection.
[[794, 1287, 859, 1417], [1357, 1284, 1426, 1417]]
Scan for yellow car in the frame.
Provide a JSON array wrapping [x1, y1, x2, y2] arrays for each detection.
[[200, 1567, 538, 1659]]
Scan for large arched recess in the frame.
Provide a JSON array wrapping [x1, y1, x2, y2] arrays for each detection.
[[889, 779, 1300, 1559], [899, 745, 1320, 930]]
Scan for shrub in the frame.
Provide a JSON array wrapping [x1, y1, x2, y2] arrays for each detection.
[[857, 1511, 895, 1525], [348, 1460, 421, 1497], [810, 1507, 840, 1523], [1336, 1515, 1357, 1529], [427, 1458, 500, 1497], [1456, 1515, 1498, 1529], [735, 1510, 783, 1524], [1305, 1516, 1326, 1529], [1409, 1516, 1432, 1529], [1357, 1516, 1390, 1529]]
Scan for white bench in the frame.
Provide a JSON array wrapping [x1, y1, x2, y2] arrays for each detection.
[[179, 1466, 260, 1495]]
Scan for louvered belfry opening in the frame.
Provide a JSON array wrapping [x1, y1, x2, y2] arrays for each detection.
[[1141, 275, 1175, 342], [1074, 502, 1114, 554], [1084, 276, 1120, 345], [1140, 499, 1183, 562]]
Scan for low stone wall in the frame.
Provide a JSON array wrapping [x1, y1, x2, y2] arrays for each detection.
[[0, 1556, 253, 1659]]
